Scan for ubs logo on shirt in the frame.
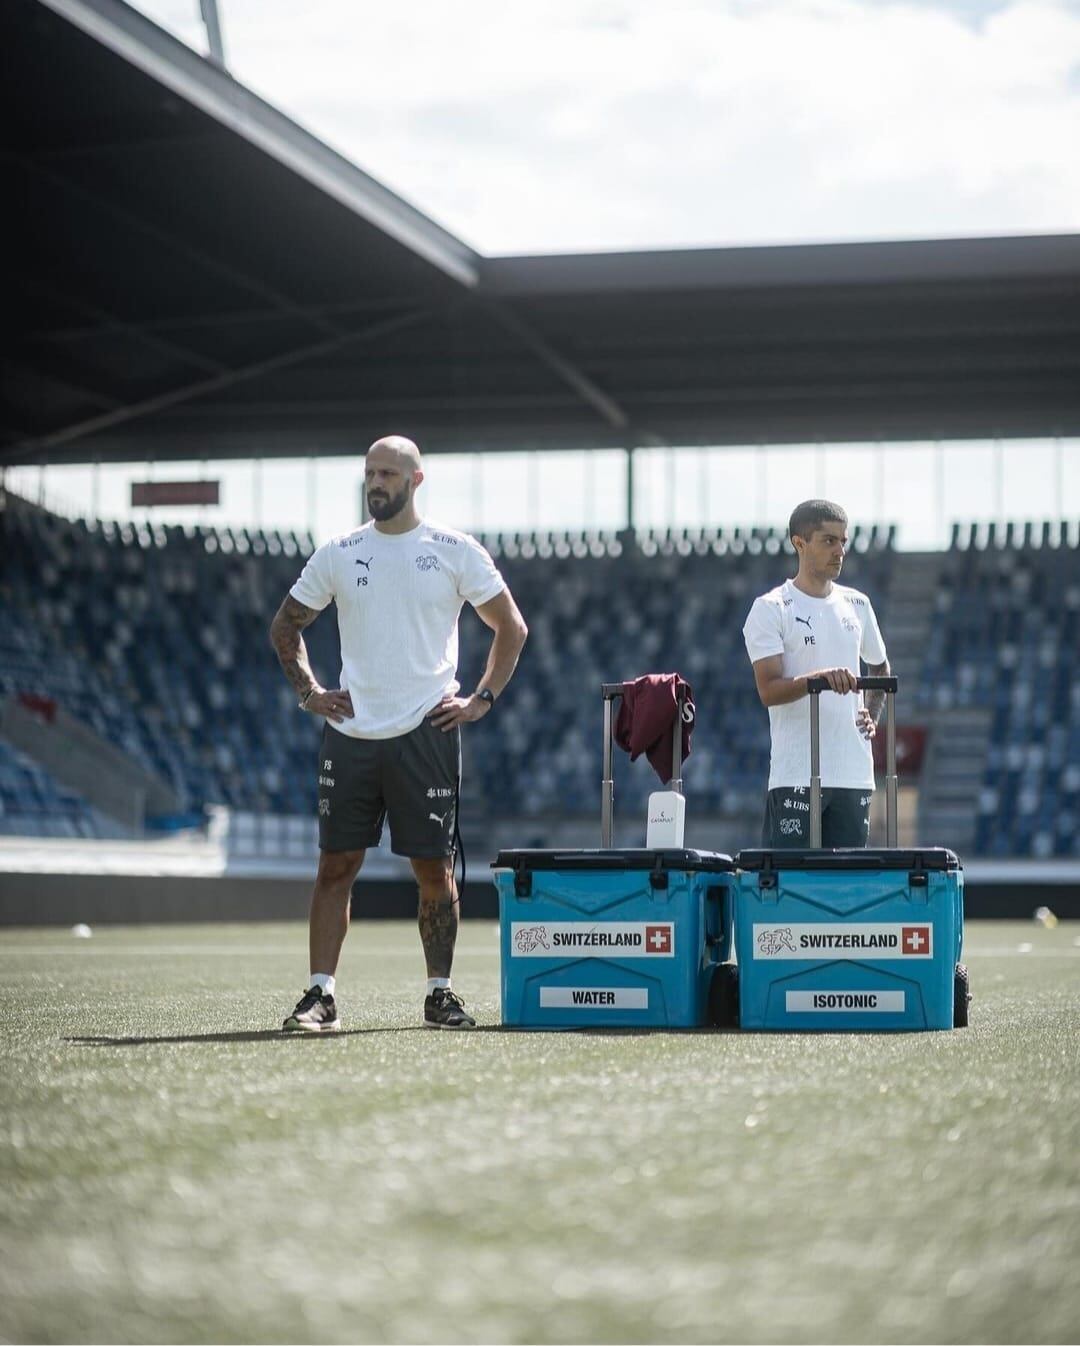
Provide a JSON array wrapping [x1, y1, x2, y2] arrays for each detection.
[[416, 555, 440, 572]]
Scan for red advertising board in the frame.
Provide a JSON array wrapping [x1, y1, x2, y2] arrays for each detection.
[[131, 481, 220, 507]]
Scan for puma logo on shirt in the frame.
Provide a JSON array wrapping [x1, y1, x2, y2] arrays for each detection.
[[795, 614, 815, 645]]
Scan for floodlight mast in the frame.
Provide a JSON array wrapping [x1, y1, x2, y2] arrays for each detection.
[[200, 0, 226, 68]]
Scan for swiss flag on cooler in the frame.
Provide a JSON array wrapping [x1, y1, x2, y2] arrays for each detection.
[[644, 925, 673, 955], [901, 925, 932, 956]]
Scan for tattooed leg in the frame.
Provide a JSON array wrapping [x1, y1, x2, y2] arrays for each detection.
[[411, 856, 458, 978]]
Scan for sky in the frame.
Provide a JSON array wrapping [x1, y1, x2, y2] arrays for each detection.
[[128, 0, 1080, 255]]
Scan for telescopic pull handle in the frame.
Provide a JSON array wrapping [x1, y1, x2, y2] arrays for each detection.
[[601, 687, 619, 847], [806, 675, 898, 693], [670, 683, 688, 793], [806, 675, 899, 846]]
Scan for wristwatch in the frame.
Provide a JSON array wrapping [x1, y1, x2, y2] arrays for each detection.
[[475, 688, 496, 710]]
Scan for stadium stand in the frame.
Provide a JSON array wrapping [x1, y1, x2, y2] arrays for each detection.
[[0, 738, 123, 838], [924, 526, 1080, 858], [2, 490, 1078, 855], [1, 494, 332, 827]]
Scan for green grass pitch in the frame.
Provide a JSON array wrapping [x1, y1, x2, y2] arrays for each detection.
[[1, 919, 1078, 1344]]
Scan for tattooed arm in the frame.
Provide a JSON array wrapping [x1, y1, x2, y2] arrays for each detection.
[[269, 595, 354, 723], [854, 658, 892, 739], [863, 658, 891, 724]]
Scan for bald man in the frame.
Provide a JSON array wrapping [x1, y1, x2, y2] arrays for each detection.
[[270, 436, 528, 1030]]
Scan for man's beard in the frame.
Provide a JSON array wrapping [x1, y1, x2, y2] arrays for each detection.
[[367, 483, 411, 521]]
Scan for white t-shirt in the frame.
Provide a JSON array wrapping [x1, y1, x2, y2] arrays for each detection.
[[290, 519, 505, 740], [742, 578, 888, 791]]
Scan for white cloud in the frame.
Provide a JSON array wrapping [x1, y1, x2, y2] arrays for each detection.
[[130, 0, 1080, 252]]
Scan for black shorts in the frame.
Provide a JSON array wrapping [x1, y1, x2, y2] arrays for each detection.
[[317, 718, 460, 858], [762, 785, 872, 848]]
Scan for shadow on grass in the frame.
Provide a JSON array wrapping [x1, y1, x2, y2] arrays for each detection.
[[546, 1026, 730, 1037], [64, 1025, 507, 1047]]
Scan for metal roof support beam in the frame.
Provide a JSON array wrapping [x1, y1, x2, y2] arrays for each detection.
[[1, 355, 124, 413], [199, 0, 226, 68], [18, 276, 230, 378], [477, 299, 631, 433], [10, 308, 432, 461], [29, 296, 424, 343], [37, 0, 479, 289]]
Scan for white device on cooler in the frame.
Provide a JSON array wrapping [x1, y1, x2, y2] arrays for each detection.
[[646, 790, 685, 848]]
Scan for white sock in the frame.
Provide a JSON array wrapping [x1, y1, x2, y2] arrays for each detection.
[[427, 977, 451, 995], [310, 973, 336, 997]]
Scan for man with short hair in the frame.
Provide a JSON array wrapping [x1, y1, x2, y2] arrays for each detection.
[[270, 435, 528, 1030], [742, 499, 890, 848]]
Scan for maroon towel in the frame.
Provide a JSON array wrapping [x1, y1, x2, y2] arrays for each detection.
[[613, 673, 695, 784]]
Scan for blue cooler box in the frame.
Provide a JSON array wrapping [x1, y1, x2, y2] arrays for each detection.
[[732, 848, 964, 1031], [493, 849, 733, 1029]]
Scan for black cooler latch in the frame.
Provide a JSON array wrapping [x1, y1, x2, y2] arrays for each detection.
[[513, 860, 532, 898], [649, 854, 669, 891]]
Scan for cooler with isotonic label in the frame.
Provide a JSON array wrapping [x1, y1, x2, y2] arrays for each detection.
[[727, 675, 967, 1032], [492, 849, 733, 1028], [731, 846, 964, 1030]]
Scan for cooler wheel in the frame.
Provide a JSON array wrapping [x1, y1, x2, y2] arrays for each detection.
[[953, 963, 971, 1028], [709, 963, 739, 1029]]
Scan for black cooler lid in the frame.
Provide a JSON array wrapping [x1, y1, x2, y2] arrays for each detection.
[[492, 848, 734, 872], [735, 847, 960, 871]]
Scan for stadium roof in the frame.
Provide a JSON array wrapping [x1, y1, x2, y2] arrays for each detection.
[[4, 0, 1080, 467]]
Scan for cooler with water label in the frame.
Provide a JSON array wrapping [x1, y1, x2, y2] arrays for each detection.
[[493, 849, 734, 1028]]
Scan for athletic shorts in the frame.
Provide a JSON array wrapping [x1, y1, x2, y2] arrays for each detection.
[[317, 718, 460, 858], [762, 785, 872, 849]]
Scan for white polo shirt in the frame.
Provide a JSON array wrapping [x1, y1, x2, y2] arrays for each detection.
[[290, 519, 505, 740], [742, 578, 888, 790]]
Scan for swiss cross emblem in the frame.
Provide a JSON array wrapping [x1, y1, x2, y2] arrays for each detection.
[[902, 925, 931, 955], [645, 925, 673, 955]]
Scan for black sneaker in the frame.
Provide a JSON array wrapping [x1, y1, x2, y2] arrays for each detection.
[[424, 987, 476, 1029], [282, 987, 340, 1033]]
